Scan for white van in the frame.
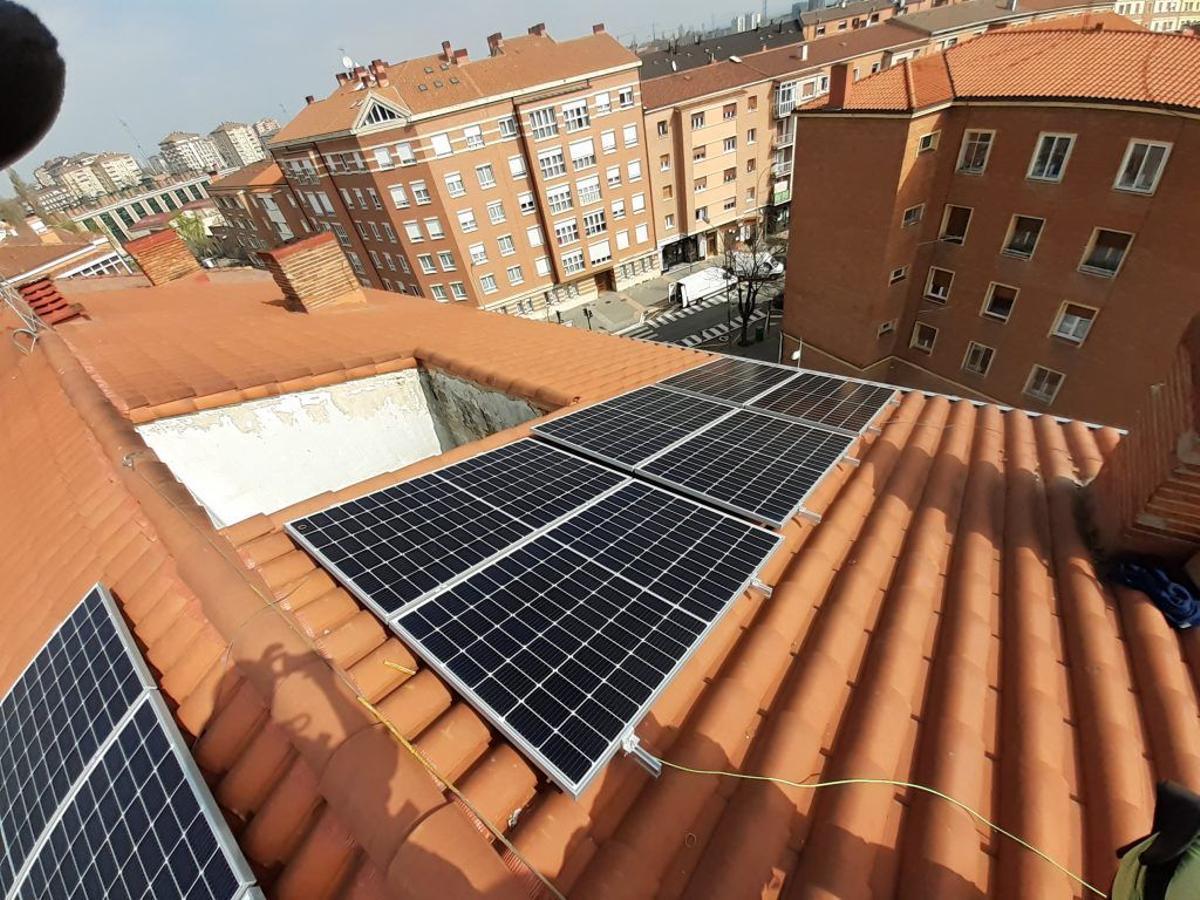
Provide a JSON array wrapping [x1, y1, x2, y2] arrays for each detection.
[[668, 267, 737, 307]]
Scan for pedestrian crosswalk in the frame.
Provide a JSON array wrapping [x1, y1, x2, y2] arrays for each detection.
[[676, 308, 769, 348], [622, 294, 729, 340]]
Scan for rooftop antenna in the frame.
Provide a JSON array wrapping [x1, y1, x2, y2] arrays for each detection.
[[116, 116, 150, 162]]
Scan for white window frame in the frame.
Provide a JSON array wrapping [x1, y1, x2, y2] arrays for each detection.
[[888, 266, 908, 285], [910, 321, 938, 354], [1079, 227, 1135, 278], [429, 133, 453, 158], [506, 264, 525, 285], [939, 204, 972, 244], [1024, 365, 1065, 404], [486, 200, 506, 224], [529, 107, 558, 140], [902, 204, 924, 228], [956, 129, 995, 175], [1113, 139, 1172, 194], [981, 282, 1019, 322], [480, 273, 499, 294], [476, 163, 497, 188], [444, 172, 466, 197], [916, 131, 940, 154], [1001, 214, 1045, 260], [1027, 132, 1075, 182], [458, 209, 478, 233], [469, 242, 487, 264], [1051, 301, 1098, 344], [497, 233, 516, 256], [463, 125, 484, 150], [924, 266, 953, 303], [962, 341, 995, 377]]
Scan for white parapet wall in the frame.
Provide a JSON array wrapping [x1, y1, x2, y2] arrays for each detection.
[[137, 367, 538, 527]]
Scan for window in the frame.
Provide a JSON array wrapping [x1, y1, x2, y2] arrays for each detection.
[[577, 176, 602, 206], [374, 147, 393, 169], [570, 139, 596, 170], [367, 188, 382, 209], [450, 281, 468, 300], [925, 267, 953, 303], [1115, 140, 1171, 193], [693, 146, 707, 163], [340, 188, 355, 209], [695, 206, 708, 223], [529, 107, 558, 140], [623, 124, 638, 147], [660, 154, 671, 172], [562, 249, 585, 274], [486, 200, 506, 224], [508, 155, 526, 179], [628, 159, 642, 182], [353, 188, 367, 209], [594, 93, 612, 116], [694, 176, 708, 193], [657, 120, 669, 137], [412, 181, 431, 204], [910, 322, 938, 353], [588, 239, 612, 265], [917, 131, 940, 154], [555, 219, 579, 246], [498, 234, 516, 256], [723, 103, 737, 120], [748, 95, 758, 110], [902, 204, 924, 227], [383, 223, 397, 243], [480, 273, 499, 294], [458, 209, 478, 232], [691, 112, 705, 130], [369, 222, 382, 241], [982, 283, 1018, 321], [398, 255, 411, 273], [518, 191, 535, 214], [635, 223, 649, 244], [476, 164, 496, 188], [618, 86, 635, 108], [445, 172, 466, 197], [347, 251, 365, 275], [957, 130, 994, 174], [877, 319, 896, 336], [746, 187, 756, 204], [535, 257, 551, 277], [331, 223, 350, 246], [1025, 365, 1064, 404], [600, 130, 617, 155], [1052, 302, 1097, 344], [425, 217, 444, 239], [538, 147, 566, 179], [498, 116, 517, 139], [606, 165, 621, 188], [939, 205, 972, 244], [403, 221, 423, 243], [1080, 228, 1134, 277], [463, 125, 484, 150], [438, 251, 456, 271], [395, 142, 415, 165], [889, 266, 908, 285], [963, 342, 995, 376], [631, 193, 646, 213], [430, 133, 453, 157], [355, 222, 369, 241], [526, 225, 543, 247], [723, 197, 737, 211], [547, 184, 573, 214], [1002, 215, 1044, 259], [507, 264, 524, 285], [563, 101, 590, 132], [1028, 133, 1074, 181], [584, 209, 607, 236], [662, 184, 673, 200], [430, 284, 448, 302], [664, 214, 675, 229], [747, 127, 757, 145], [418, 254, 436, 274], [746, 158, 756, 173], [469, 243, 487, 264]]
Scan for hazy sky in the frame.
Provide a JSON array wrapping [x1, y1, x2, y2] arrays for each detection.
[[16, 0, 776, 177]]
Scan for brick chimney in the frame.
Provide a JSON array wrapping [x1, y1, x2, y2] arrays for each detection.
[[487, 32, 504, 55], [593, 23, 606, 34], [125, 230, 201, 286], [305, 94, 316, 104], [1091, 315, 1200, 558], [453, 48, 469, 65], [827, 62, 851, 108], [441, 40, 453, 61], [257, 232, 364, 313], [16, 277, 85, 325], [528, 23, 547, 36]]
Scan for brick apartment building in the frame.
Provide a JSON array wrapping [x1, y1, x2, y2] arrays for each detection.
[[208, 160, 311, 264], [782, 25, 1198, 426], [268, 24, 659, 314]]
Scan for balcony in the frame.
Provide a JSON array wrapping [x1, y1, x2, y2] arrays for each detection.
[[772, 188, 791, 205], [774, 99, 795, 119], [771, 162, 793, 178]]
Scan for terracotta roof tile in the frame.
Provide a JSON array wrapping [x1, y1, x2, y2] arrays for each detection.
[[806, 26, 1200, 112], [8, 268, 1199, 898], [209, 159, 285, 191]]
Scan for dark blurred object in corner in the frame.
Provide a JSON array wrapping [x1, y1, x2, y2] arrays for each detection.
[[0, 0, 65, 169]]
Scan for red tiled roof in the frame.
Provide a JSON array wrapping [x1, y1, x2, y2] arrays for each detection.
[[9, 269, 1200, 898], [210, 159, 285, 192], [804, 27, 1200, 112], [0, 237, 116, 283], [272, 32, 638, 145]]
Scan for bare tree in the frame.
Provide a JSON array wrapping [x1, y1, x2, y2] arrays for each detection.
[[721, 223, 788, 346], [170, 213, 213, 258]]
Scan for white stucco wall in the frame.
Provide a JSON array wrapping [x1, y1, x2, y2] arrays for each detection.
[[137, 369, 445, 527]]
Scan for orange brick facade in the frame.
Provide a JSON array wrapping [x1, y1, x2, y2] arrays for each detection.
[[209, 164, 312, 265], [785, 80, 1198, 426]]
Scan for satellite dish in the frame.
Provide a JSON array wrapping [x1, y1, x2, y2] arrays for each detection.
[[341, 55, 353, 69]]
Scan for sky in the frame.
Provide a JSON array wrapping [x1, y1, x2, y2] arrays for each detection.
[[16, 0, 777, 177]]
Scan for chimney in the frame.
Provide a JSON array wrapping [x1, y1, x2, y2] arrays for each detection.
[[827, 62, 851, 107], [257, 232, 364, 313], [441, 40, 453, 60], [353, 65, 368, 79], [16, 277, 85, 326], [305, 94, 316, 105], [528, 22, 547, 36], [800, 43, 809, 60], [125, 229, 202, 286], [336, 71, 350, 85], [376, 71, 389, 87], [593, 23, 606, 34], [1092, 316, 1200, 558], [1007, 0, 1018, 9], [487, 32, 505, 55], [453, 47, 469, 64]]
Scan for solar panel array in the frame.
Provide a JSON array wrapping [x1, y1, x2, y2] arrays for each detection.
[[748, 371, 897, 434], [0, 586, 256, 900], [395, 482, 780, 791], [659, 355, 798, 405]]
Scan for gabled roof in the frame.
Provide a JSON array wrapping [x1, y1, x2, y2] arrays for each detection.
[[894, 0, 1126, 34], [638, 20, 808, 79], [209, 159, 285, 192], [272, 32, 639, 146], [803, 27, 1200, 112], [7, 264, 1198, 898], [799, 0, 894, 26], [0, 237, 111, 283]]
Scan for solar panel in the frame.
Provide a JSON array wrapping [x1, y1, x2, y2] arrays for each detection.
[[15, 695, 255, 900], [638, 409, 855, 526], [0, 585, 153, 895], [532, 385, 733, 467], [659, 357, 799, 405], [395, 481, 780, 796], [749, 371, 896, 434], [287, 440, 626, 617]]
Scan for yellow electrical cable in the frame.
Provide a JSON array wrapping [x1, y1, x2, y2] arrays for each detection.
[[652, 757, 1107, 897]]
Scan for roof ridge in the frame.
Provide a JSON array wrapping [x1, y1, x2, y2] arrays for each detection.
[[902, 59, 917, 109]]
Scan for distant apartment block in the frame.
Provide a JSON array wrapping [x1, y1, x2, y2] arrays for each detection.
[[270, 24, 658, 313], [209, 122, 268, 169], [208, 160, 311, 262], [56, 162, 106, 201], [159, 131, 225, 175], [66, 175, 213, 242], [782, 25, 1196, 426], [32, 184, 72, 213], [252, 117, 281, 140], [90, 152, 143, 192]]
